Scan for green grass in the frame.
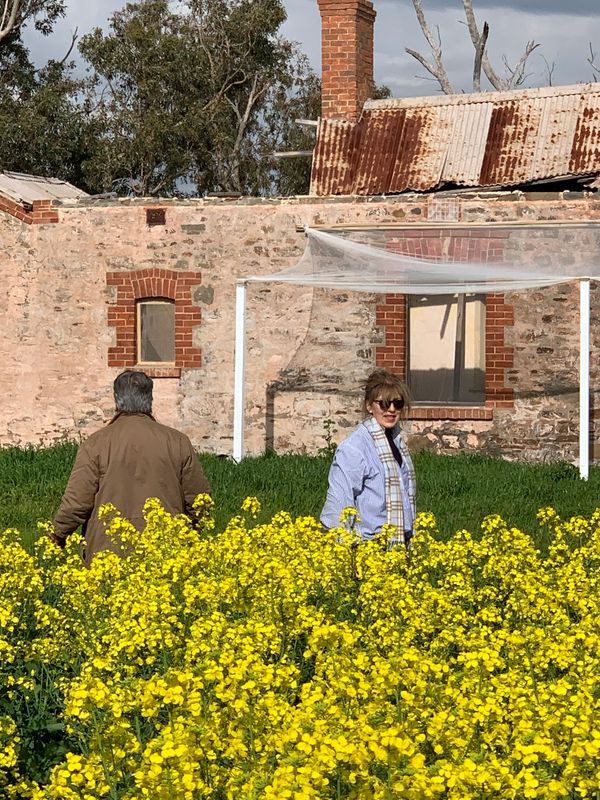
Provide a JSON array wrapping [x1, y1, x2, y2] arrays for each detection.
[[414, 451, 600, 550], [0, 444, 599, 551], [0, 443, 80, 539]]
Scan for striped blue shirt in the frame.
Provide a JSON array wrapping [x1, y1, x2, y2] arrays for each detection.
[[320, 424, 415, 539]]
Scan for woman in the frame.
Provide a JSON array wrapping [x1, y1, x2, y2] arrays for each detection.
[[320, 369, 416, 547]]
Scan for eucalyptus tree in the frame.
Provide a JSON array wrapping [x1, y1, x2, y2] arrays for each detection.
[[0, 0, 64, 42], [0, 0, 90, 183], [79, 0, 319, 197]]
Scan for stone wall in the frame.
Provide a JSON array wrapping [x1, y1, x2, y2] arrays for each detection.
[[1, 192, 599, 462]]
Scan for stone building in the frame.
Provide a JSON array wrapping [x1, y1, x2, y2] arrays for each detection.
[[2, 0, 600, 463]]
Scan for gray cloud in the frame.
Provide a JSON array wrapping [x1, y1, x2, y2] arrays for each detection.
[[21, 0, 600, 97], [281, 0, 321, 65], [378, 0, 599, 16]]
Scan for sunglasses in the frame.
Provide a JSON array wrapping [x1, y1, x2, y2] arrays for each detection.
[[373, 397, 405, 411]]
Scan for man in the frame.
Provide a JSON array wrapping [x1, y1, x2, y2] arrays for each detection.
[[51, 370, 211, 562]]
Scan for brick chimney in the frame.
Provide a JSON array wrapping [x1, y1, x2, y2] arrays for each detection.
[[317, 0, 376, 122]]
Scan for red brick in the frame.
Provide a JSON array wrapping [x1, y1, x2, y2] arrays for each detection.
[[106, 269, 202, 372]]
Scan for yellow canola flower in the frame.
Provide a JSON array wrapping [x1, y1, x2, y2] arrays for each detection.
[[240, 496, 261, 518], [339, 506, 360, 526], [8, 502, 600, 799]]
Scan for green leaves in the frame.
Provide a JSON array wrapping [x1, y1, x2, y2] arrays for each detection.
[[0, 1, 88, 184], [0, 0, 317, 195], [78, 0, 318, 196], [0, 0, 66, 42]]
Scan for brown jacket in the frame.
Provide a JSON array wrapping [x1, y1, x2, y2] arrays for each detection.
[[53, 413, 211, 562]]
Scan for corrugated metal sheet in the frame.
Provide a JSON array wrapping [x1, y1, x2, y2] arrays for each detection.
[[570, 92, 600, 174], [309, 120, 356, 196], [353, 109, 402, 195], [444, 101, 492, 184], [0, 171, 87, 205], [311, 83, 600, 196], [396, 104, 457, 191]]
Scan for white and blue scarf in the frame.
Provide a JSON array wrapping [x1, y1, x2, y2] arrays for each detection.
[[362, 416, 416, 546]]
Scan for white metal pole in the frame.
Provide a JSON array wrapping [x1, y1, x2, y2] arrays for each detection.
[[233, 282, 247, 462], [579, 279, 591, 480]]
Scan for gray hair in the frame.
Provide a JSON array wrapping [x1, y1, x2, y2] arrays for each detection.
[[113, 370, 153, 414]]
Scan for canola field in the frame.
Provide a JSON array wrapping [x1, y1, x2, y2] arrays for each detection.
[[0, 495, 599, 799]]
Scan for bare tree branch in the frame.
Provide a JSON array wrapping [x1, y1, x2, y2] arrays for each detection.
[[540, 55, 556, 86], [588, 42, 600, 79], [0, 0, 21, 42], [461, 0, 507, 90], [57, 26, 78, 67], [472, 20, 489, 92], [408, 0, 542, 94], [503, 40, 539, 87], [406, 0, 454, 94], [463, 0, 539, 90]]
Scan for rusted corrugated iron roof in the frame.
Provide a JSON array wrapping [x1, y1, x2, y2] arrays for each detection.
[[310, 83, 600, 196], [0, 171, 87, 205]]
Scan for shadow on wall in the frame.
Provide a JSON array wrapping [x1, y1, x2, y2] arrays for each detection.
[[409, 368, 485, 404], [264, 374, 359, 452]]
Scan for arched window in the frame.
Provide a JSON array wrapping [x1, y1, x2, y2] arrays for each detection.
[[107, 268, 202, 373]]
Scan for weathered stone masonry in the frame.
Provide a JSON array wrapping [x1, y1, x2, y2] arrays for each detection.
[[0, 193, 598, 463]]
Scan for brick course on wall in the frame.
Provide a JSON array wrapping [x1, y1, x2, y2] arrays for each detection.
[[0, 196, 59, 225], [485, 293, 515, 407], [375, 293, 406, 374], [1, 193, 599, 464]]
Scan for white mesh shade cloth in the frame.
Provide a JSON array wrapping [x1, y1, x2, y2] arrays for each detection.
[[235, 224, 596, 477], [245, 227, 600, 294]]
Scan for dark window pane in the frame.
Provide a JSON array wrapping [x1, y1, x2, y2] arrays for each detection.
[[138, 301, 175, 363]]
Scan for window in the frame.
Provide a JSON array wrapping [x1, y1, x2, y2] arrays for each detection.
[[108, 269, 202, 371], [408, 294, 485, 404], [137, 299, 175, 365]]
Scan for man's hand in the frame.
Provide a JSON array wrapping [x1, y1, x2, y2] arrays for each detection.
[[46, 528, 67, 548]]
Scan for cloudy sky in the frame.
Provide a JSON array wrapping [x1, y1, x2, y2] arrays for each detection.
[[23, 0, 600, 97]]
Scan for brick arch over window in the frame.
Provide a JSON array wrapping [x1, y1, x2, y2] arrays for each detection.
[[107, 269, 202, 375], [375, 229, 514, 421]]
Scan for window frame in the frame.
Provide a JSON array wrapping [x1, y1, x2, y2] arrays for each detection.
[[107, 267, 203, 375], [136, 297, 177, 367], [406, 292, 486, 406]]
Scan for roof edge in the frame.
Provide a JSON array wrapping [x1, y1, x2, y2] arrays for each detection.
[[364, 82, 600, 111]]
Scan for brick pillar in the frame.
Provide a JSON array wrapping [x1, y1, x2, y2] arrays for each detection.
[[317, 0, 376, 121], [375, 293, 407, 375]]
